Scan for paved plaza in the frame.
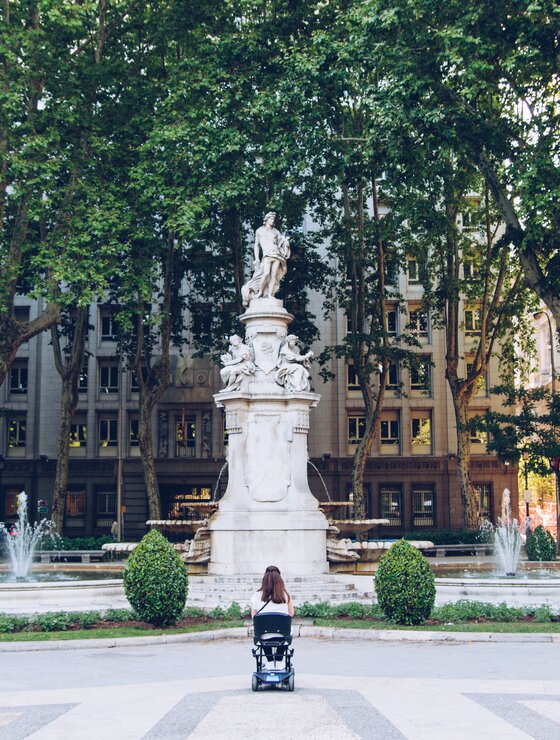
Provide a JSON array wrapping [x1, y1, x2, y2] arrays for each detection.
[[1, 635, 560, 739]]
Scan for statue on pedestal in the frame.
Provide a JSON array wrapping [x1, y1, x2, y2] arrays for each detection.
[[220, 335, 255, 390], [242, 212, 291, 306], [276, 334, 314, 392]]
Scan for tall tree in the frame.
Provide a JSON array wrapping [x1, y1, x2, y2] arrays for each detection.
[[390, 149, 528, 527], [356, 0, 560, 331], [50, 307, 89, 533], [0, 0, 132, 387]]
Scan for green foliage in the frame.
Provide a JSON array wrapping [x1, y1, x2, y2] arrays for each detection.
[[526, 525, 557, 562], [432, 600, 526, 623], [375, 540, 436, 625], [38, 535, 113, 551], [103, 609, 134, 623], [123, 530, 188, 626], [402, 530, 488, 545], [0, 615, 29, 633]]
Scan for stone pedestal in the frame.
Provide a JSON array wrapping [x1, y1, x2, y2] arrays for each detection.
[[210, 297, 329, 576]]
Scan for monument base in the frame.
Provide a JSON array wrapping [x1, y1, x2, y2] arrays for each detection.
[[208, 510, 328, 576]]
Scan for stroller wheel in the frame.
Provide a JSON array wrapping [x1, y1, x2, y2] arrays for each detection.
[[286, 674, 294, 692], [252, 675, 259, 692]]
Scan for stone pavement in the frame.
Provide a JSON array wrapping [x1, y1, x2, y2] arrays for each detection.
[[1, 635, 560, 739]]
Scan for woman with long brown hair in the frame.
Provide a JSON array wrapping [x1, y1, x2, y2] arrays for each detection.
[[251, 565, 294, 667]]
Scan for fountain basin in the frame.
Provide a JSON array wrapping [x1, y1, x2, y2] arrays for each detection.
[[1, 567, 559, 614]]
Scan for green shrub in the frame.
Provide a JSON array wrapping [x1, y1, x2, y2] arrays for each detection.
[[402, 529, 485, 545], [0, 614, 28, 633], [375, 539, 436, 625], [103, 608, 134, 622], [123, 530, 188, 626], [526, 525, 557, 562], [38, 535, 113, 551]]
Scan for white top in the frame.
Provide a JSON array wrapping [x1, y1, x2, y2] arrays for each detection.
[[251, 591, 291, 615]]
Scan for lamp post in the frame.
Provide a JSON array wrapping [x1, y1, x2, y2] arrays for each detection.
[[534, 311, 559, 551]]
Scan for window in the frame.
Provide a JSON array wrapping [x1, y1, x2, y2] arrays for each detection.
[[176, 414, 196, 457], [407, 257, 420, 284], [463, 258, 478, 280], [96, 491, 117, 526], [65, 490, 85, 527], [5, 490, 19, 517], [380, 413, 399, 447], [475, 483, 492, 522], [8, 417, 26, 448], [411, 413, 432, 452], [412, 485, 435, 527], [386, 363, 400, 391], [78, 363, 88, 394], [69, 423, 87, 447], [386, 309, 397, 336], [100, 309, 117, 340], [129, 417, 139, 448], [464, 308, 481, 335], [410, 357, 431, 394], [167, 487, 212, 518], [466, 360, 487, 395], [96, 491, 116, 528], [469, 420, 488, 447], [14, 306, 30, 343], [380, 485, 402, 526], [345, 312, 353, 335], [346, 363, 360, 391], [99, 363, 119, 394], [9, 363, 28, 395], [348, 416, 366, 445], [99, 417, 118, 448], [409, 308, 428, 338]]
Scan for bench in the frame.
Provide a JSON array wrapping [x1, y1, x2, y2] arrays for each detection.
[[34, 550, 107, 564], [422, 543, 494, 558]]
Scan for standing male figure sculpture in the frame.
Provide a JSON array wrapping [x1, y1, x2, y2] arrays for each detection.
[[254, 212, 291, 299]]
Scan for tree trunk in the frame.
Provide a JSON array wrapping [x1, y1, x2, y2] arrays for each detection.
[[50, 307, 88, 534], [0, 304, 60, 388], [50, 374, 78, 533], [138, 391, 161, 521], [451, 386, 479, 529]]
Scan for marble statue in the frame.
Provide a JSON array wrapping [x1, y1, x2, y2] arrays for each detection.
[[242, 212, 291, 305], [276, 334, 313, 392], [220, 335, 255, 390]]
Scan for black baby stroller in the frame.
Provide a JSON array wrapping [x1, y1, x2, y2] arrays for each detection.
[[251, 613, 295, 691]]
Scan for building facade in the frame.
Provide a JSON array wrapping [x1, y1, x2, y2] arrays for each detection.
[[0, 236, 519, 539]]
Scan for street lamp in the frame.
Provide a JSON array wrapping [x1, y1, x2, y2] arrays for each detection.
[[534, 311, 559, 551]]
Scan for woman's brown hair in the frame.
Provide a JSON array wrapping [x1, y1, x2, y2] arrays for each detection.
[[259, 565, 290, 603]]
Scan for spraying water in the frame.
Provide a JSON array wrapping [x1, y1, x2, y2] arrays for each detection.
[[0, 492, 52, 580], [307, 459, 332, 502], [213, 461, 229, 502], [494, 488, 522, 577]]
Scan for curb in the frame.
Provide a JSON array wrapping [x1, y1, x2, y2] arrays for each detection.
[[1, 625, 559, 652]]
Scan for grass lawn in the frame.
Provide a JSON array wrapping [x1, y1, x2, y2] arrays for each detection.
[[314, 619, 560, 633], [2, 618, 560, 641]]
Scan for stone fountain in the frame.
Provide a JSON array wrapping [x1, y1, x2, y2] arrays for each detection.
[[0, 492, 51, 580], [210, 211, 330, 576]]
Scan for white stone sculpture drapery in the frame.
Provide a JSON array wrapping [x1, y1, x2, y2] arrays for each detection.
[[219, 335, 255, 391], [275, 334, 314, 392], [241, 212, 291, 306]]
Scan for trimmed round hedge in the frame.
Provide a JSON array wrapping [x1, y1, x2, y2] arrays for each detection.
[[526, 525, 557, 562], [123, 530, 188, 626], [375, 539, 436, 625]]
